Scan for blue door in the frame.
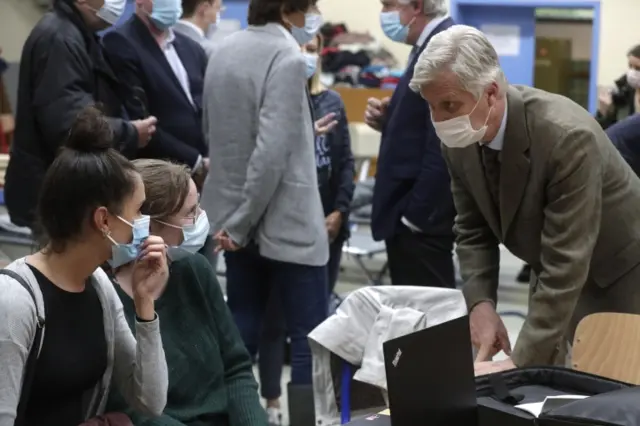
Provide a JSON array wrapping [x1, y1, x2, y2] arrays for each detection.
[[454, 5, 536, 87]]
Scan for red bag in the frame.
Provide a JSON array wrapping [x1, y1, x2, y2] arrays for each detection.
[[78, 412, 133, 426]]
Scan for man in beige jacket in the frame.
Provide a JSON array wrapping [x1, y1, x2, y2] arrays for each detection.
[[410, 24, 640, 375]]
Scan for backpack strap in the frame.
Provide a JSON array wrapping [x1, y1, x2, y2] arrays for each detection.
[[489, 373, 524, 405], [0, 269, 45, 426]]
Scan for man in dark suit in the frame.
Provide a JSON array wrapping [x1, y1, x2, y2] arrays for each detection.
[[365, 0, 455, 288], [102, 0, 209, 184]]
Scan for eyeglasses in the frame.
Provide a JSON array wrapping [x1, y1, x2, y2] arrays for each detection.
[[182, 205, 202, 226]]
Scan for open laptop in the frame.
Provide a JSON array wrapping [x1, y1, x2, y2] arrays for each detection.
[[380, 315, 478, 426]]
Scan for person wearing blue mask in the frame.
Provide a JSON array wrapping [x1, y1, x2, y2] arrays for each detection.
[[255, 33, 355, 426], [102, 0, 210, 190], [200, 0, 332, 425], [174, 0, 224, 58], [4, 0, 158, 234], [0, 106, 169, 426], [365, 0, 457, 289], [106, 159, 267, 426]]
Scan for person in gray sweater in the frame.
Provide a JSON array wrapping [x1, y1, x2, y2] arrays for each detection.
[[200, 0, 327, 423], [0, 106, 168, 426]]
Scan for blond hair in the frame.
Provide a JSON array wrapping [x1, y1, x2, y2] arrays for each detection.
[[309, 33, 325, 96]]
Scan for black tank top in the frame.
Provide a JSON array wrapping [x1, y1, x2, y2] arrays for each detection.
[[24, 265, 107, 426]]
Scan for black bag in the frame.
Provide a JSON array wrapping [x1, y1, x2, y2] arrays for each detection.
[[477, 367, 636, 426], [1, 269, 46, 426]]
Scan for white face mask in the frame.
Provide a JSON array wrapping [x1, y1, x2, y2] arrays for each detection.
[[627, 69, 640, 89], [432, 96, 493, 149], [95, 0, 126, 26]]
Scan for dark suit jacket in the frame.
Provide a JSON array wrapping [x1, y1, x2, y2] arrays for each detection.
[[607, 113, 640, 176], [371, 17, 456, 242], [102, 15, 208, 167], [444, 85, 640, 367]]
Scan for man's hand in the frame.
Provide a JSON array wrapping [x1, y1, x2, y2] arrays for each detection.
[[315, 113, 338, 136], [474, 358, 516, 377], [132, 116, 157, 148], [325, 210, 343, 242], [214, 230, 240, 253], [364, 96, 390, 131], [192, 158, 208, 190], [470, 301, 512, 362], [597, 90, 613, 115]]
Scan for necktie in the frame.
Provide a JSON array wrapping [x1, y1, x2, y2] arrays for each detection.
[[481, 146, 501, 207], [408, 45, 419, 65]]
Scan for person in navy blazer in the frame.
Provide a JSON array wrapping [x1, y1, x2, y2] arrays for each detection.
[[366, 0, 456, 288], [607, 113, 640, 177], [102, 0, 209, 181]]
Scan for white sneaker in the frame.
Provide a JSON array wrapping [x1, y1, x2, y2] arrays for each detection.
[[266, 407, 283, 426]]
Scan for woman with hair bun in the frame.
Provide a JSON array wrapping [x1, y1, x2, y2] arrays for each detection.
[[0, 106, 169, 426]]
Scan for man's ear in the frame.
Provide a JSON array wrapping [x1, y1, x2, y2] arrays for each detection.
[[412, 0, 423, 14]]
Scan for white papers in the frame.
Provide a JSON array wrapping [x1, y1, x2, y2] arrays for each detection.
[[515, 395, 588, 418], [480, 24, 521, 56]]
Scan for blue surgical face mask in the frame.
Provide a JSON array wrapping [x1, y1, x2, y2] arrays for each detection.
[[291, 13, 323, 46], [303, 52, 318, 79], [107, 215, 151, 268], [158, 210, 211, 262], [95, 0, 126, 26], [149, 0, 183, 31], [380, 11, 413, 43]]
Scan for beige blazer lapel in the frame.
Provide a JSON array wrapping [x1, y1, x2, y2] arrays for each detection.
[[500, 87, 531, 239]]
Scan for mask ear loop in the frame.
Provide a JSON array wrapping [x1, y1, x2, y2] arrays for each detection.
[[154, 218, 187, 246], [103, 228, 118, 246], [153, 218, 184, 230]]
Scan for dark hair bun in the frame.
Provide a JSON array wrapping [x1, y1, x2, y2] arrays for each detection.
[[65, 105, 114, 153]]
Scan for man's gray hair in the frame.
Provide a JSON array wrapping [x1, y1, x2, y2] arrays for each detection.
[[409, 25, 508, 98], [397, 0, 447, 16]]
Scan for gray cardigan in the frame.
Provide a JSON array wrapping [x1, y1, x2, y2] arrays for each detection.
[[0, 257, 168, 424], [201, 23, 329, 266]]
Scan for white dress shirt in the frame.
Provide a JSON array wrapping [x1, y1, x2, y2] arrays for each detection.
[[484, 99, 509, 152], [161, 29, 195, 106]]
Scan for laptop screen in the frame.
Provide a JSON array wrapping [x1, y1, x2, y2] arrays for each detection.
[[383, 315, 477, 426]]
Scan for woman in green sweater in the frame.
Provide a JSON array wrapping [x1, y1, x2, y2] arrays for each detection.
[[107, 159, 267, 426]]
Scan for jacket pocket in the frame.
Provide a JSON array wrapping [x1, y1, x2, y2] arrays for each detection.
[[591, 239, 640, 288]]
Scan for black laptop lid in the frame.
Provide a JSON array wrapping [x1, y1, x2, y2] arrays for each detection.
[[383, 315, 477, 426]]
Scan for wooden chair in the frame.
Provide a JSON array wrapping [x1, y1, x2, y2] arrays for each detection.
[[572, 312, 640, 385]]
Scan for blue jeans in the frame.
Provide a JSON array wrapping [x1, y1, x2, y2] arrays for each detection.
[[224, 247, 328, 389], [258, 238, 344, 399]]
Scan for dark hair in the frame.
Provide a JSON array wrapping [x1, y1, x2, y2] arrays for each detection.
[[133, 159, 191, 219], [182, 0, 213, 18], [37, 105, 138, 252], [629, 45, 640, 59], [247, 0, 316, 26]]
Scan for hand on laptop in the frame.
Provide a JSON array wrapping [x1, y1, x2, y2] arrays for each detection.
[[474, 358, 516, 377], [470, 301, 512, 362]]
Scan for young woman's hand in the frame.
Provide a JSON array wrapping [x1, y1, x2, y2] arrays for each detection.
[[214, 230, 240, 253], [315, 112, 338, 136], [132, 236, 169, 320]]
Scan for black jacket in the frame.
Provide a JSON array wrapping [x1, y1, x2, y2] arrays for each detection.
[[4, 0, 137, 228], [596, 73, 636, 129], [311, 89, 355, 239]]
